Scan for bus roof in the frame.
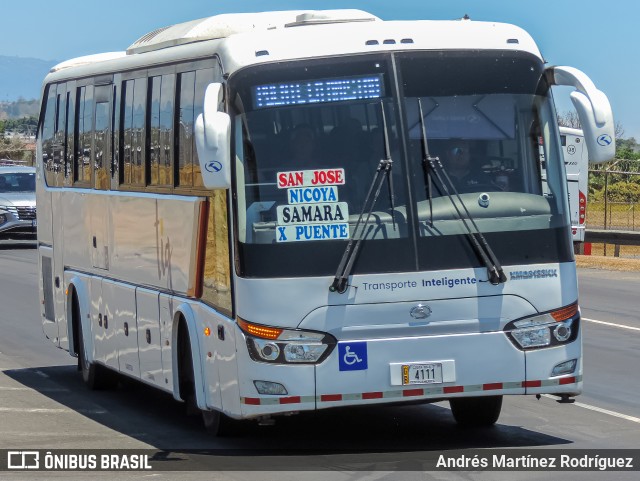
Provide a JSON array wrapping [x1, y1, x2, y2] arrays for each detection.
[[44, 10, 542, 83], [126, 10, 381, 55]]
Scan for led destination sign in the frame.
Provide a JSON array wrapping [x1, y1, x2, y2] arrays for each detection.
[[253, 75, 383, 109]]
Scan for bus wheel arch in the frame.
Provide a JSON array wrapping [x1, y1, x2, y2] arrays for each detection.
[[173, 306, 232, 435], [66, 279, 91, 360], [67, 279, 116, 390]]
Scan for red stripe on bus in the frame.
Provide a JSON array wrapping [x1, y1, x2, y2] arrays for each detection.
[[279, 396, 302, 404], [522, 380, 542, 388], [483, 383, 503, 391], [403, 389, 424, 397], [443, 386, 464, 394], [362, 392, 384, 399], [244, 397, 261, 405], [559, 376, 577, 385], [320, 394, 342, 402]]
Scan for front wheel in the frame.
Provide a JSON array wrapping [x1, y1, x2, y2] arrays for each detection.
[[449, 396, 502, 427], [201, 409, 236, 436]]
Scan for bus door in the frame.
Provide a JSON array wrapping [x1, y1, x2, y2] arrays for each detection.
[[90, 83, 113, 270]]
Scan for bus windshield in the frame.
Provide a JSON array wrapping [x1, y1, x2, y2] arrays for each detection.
[[230, 51, 572, 279]]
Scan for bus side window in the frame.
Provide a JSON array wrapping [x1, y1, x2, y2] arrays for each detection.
[[75, 85, 94, 185], [65, 83, 76, 186], [177, 71, 196, 188], [192, 68, 214, 188], [120, 77, 146, 186], [149, 74, 175, 187], [53, 83, 67, 187], [94, 84, 112, 190], [200, 191, 232, 316], [41, 84, 57, 187]]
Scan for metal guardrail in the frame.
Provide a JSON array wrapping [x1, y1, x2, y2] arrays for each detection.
[[585, 229, 640, 246]]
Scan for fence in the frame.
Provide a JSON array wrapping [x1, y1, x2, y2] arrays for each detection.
[[586, 159, 640, 257], [587, 159, 640, 231], [0, 151, 34, 167]]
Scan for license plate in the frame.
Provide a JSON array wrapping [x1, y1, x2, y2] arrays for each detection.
[[402, 363, 443, 385]]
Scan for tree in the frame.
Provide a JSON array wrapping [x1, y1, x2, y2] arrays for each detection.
[[557, 110, 581, 129], [0, 136, 30, 161], [557, 110, 625, 141]]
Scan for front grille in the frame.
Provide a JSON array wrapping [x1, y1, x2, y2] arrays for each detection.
[[16, 206, 36, 220], [0, 206, 36, 220]]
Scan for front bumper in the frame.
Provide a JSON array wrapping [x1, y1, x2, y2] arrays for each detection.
[[0, 207, 37, 238], [232, 328, 581, 418]]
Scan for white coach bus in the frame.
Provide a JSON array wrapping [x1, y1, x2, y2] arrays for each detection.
[[37, 10, 615, 433]]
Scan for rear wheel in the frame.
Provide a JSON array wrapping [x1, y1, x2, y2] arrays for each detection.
[[449, 396, 502, 427]]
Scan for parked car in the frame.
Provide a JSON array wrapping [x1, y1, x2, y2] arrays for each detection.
[[0, 166, 37, 239]]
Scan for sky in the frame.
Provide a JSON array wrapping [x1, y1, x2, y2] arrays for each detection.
[[2, 0, 638, 140]]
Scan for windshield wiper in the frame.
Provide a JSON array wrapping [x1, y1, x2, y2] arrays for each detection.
[[330, 102, 395, 294], [416, 99, 507, 285], [417, 99, 435, 227]]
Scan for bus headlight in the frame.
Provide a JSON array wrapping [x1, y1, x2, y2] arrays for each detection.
[[238, 318, 336, 364], [252, 339, 280, 361], [283, 342, 328, 363], [504, 303, 579, 350], [512, 325, 551, 348]]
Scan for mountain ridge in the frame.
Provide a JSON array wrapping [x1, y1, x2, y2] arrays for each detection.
[[0, 55, 58, 102]]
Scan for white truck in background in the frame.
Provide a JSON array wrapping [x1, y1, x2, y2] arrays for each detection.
[[560, 126, 589, 243]]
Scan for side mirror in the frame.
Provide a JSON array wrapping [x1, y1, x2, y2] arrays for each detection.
[[548, 66, 615, 163], [195, 82, 232, 189]]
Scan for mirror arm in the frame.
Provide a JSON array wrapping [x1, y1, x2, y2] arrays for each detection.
[[548, 66, 612, 127], [547, 66, 615, 163]]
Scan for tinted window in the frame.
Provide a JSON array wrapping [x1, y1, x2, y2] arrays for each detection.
[[65, 87, 76, 185], [0, 172, 35, 192], [76, 85, 94, 184], [94, 98, 110, 190], [121, 78, 146, 185], [52, 84, 67, 187], [41, 84, 57, 186], [177, 71, 196, 187], [149, 74, 175, 186], [177, 68, 213, 188]]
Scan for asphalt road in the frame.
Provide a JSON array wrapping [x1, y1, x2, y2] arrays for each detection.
[[0, 245, 639, 480]]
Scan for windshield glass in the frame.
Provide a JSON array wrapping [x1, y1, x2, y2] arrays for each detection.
[[231, 55, 413, 278], [397, 51, 570, 271], [0, 172, 35, 193], [230, 52, 572, 279]]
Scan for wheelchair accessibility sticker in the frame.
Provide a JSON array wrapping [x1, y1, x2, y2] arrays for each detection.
[[338, 342, 368, 371]]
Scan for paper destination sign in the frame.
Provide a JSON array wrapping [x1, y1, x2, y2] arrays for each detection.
[[287, 186, 339, 204], [277, 168, 345, 189], [275, 167, 349, 243], [277, 202, 349, 225], [276, 223, 349, 243]]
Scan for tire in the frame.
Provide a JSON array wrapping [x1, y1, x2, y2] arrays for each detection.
[[449, 396, 502, 427], [179, 321, 234, 436], [202, 408, 235, 437], [76, 302, 117, 390]]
